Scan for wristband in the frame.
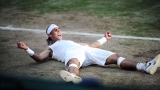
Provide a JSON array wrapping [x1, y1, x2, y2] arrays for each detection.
[[26, 47, 35, 56], [97, 37, 107, 45]]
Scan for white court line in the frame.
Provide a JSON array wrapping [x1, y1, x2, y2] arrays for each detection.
[[0, 26, 160, 41]]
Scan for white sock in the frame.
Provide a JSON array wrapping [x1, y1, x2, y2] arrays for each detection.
[[70, 73, 76, 77], [136, 63, 145, 71]]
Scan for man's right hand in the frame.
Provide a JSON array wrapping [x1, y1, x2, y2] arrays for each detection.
[[17, 42, 28, 50]]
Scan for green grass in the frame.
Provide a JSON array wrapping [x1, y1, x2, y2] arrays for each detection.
[[0, 0, 160, 37], [1, 0, 159, 17]]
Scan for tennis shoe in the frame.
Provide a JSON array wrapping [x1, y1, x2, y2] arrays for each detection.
[[60, 70, 82, 84], [148, 54, 160, 67], [145, 54, 160, 74]]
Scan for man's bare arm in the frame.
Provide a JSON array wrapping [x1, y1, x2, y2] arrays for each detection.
[[88, 41, 101, 48], [17, 42, 51, 62], [30, 47, 51, 62], [79, 31, 112, 48]]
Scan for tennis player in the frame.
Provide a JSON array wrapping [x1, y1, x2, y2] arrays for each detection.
[[17, 24, 160, 84]]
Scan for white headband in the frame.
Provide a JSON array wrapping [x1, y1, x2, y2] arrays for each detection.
[[46, 24, 58, 34]]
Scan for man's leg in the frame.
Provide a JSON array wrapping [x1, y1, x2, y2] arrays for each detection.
[[67, 58, 80, 76], [105, 54, 160, 74], [60, 58, 82, 84], [105, 54, 137, 70]]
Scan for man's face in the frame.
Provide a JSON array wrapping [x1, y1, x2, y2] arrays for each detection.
[[49, 27, 62, 41]]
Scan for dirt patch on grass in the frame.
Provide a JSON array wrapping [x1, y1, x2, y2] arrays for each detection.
[[0, 8, 100, 32]]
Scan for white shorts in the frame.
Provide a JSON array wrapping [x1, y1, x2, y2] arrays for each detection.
[[65, 46, 115, 69], [64, 47, 86, 69]]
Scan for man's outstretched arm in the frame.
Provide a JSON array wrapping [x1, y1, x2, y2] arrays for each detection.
[[84, 31, 112, 48], [17, 41, 51, 62]]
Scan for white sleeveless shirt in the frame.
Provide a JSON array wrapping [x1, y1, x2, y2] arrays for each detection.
[[49, 40, 82, 62], [49, 40, 115, 69]]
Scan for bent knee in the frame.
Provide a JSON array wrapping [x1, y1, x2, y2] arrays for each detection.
[[67, 58, 80, 67]]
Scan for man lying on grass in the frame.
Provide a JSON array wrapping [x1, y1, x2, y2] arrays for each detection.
[[17, 24, 160, 84]]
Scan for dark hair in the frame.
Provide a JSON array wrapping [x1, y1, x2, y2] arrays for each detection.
[[46, 26, 52, 45], [46, 37, 52, 45], [46, 26, 50, 34]]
